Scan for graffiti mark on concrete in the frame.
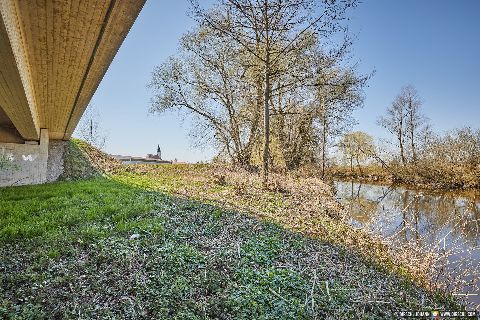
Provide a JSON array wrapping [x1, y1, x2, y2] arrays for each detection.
[[22, 154, 37, 161]]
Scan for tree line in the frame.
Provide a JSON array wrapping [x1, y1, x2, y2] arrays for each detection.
[[336, 85, 480, 189]]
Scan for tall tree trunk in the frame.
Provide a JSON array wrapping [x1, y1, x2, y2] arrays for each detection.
[[356, 155, 363, 175], [399, 116, 406, 165], [399, 136, 406, 165], [321, 124, 327, 179], [262, 52, 270, 185], [262, 2, 270, 186], [321, 100, 327, 179], [410, 129, 416, 163], [409, 108, 417, 164], [399, 137, 407, 165]]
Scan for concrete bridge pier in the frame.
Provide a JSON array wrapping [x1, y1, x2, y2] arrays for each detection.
[[0, 0, 146, 187], [0, 129, 51, 187]]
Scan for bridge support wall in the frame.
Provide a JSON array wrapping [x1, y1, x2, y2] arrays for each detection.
[[0, 129, 50, 187]]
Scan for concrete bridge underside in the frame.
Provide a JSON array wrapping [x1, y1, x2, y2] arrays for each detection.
[[0, 0, 145, 186]]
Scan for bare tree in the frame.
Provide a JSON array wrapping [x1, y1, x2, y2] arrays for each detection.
[[149, 26, 261, 169], [76, 104, 107, 150], [265, 43, 366, 171], [403, 85, 427, 164], [339, 131, 375, 173], [415, 127, 480, 188], [378, 88, 408, 165], [378, 85, 427, 165], [315, 62, 367, 178], [190, 0, 358, 184]]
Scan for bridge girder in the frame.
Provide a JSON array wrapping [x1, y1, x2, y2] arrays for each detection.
[[0, 0, 145, 142]]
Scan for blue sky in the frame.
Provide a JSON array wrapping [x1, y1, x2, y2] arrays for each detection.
[[79, 0, 480, 162]]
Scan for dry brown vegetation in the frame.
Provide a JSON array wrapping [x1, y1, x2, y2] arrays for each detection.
[[330, 127, 480, 190]]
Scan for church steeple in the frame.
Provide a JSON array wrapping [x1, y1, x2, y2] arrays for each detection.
[[157, 145, 162, 159]]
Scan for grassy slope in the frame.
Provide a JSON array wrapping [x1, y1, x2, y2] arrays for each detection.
[[0, 145, 460, 319]]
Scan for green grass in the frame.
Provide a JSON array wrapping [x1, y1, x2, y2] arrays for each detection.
[[0, 174, 460, 319], [0, 178, 155, 243]]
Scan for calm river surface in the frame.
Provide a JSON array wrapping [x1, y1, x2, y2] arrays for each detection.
[[334, 180, 480, 310]]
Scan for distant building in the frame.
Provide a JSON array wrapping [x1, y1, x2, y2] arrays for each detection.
[[146, 145, 162, 160], [111, 145, 173, 165]]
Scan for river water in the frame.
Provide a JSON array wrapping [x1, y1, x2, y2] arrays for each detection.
[[334, 180, 480, 310]]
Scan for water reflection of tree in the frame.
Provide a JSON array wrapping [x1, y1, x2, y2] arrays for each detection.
[[450, 197, 480, 245], [426, 192, 480, 245], [336, 181, 480, 308], [389, 189, 480, 247], [337, 181, 480, 245], [458, 195, 480, 244], [343, 181, 379, 227]]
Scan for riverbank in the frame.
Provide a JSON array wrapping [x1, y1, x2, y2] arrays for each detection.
[[0, 141, 463, 318], [115, 164, 442, 285], [326, 165, 480, 191], [334, 179, 480, 309]]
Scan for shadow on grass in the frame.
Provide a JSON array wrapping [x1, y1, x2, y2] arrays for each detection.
[[0, 177, 459, 319]]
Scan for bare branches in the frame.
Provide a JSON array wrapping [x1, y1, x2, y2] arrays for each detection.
[[378, 85, 428, 165], [187, 0, 361, 180], [76, 104, 107, 150], [150, 0, 366, 174]]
